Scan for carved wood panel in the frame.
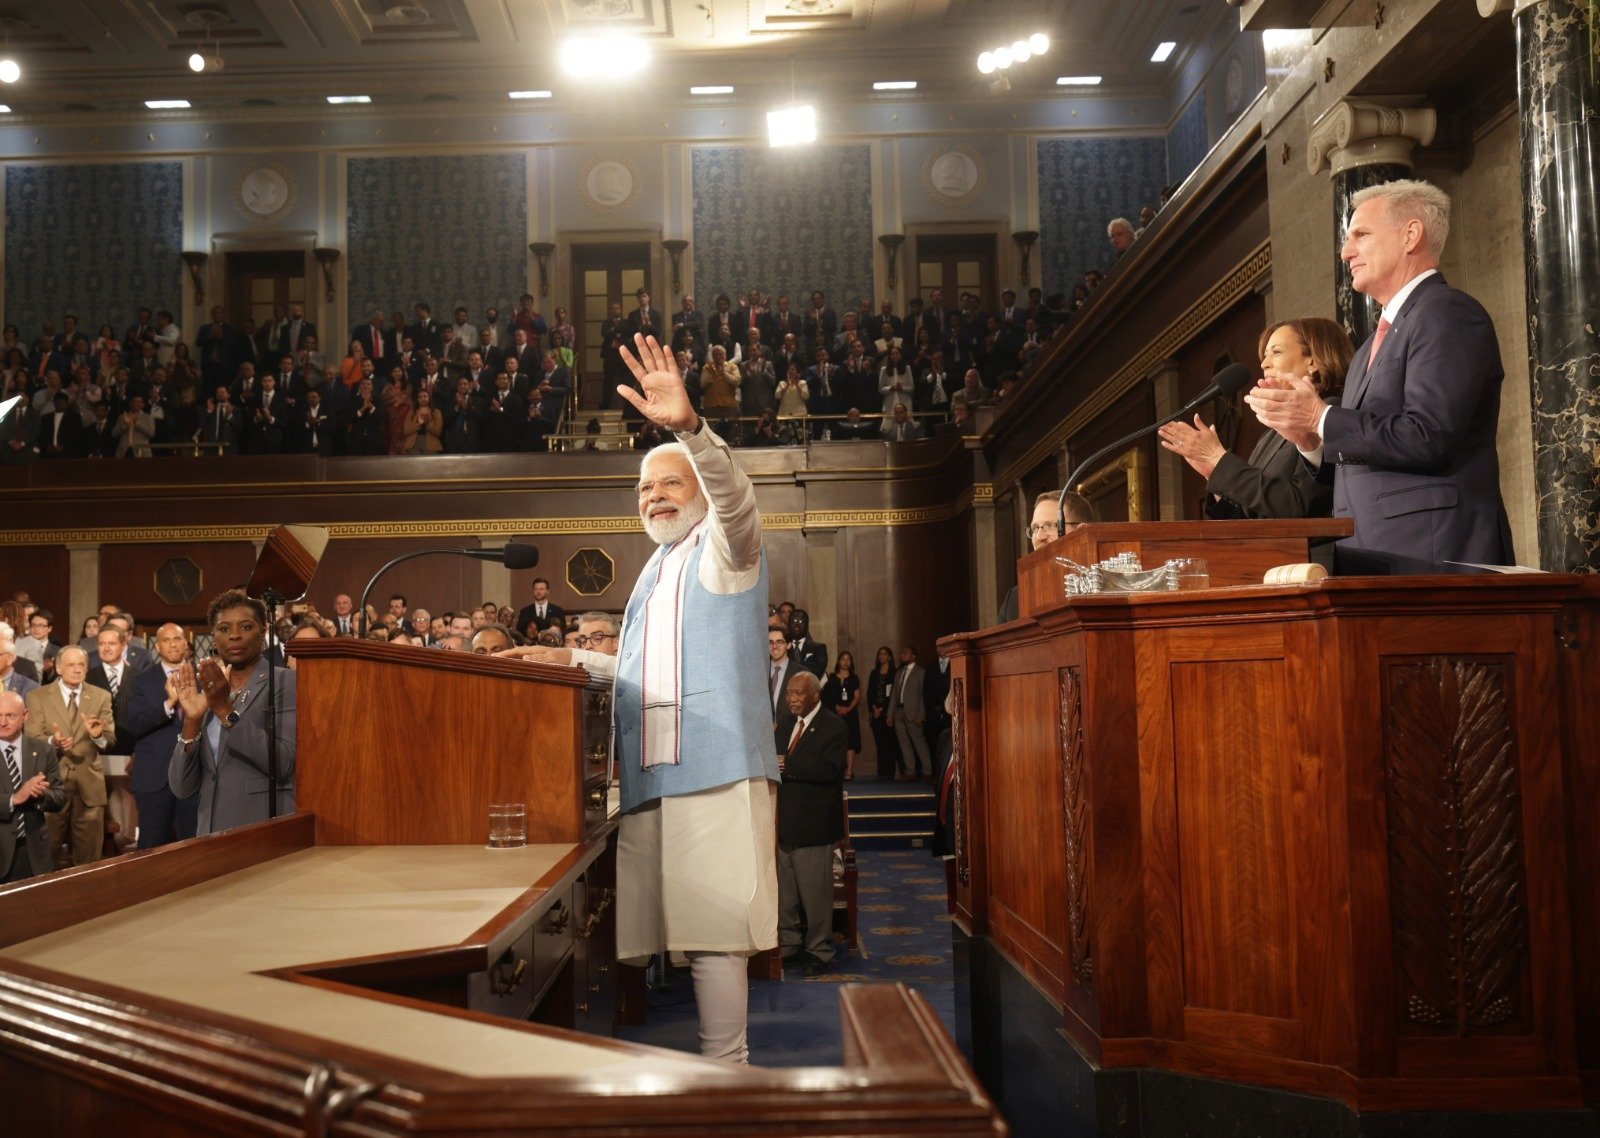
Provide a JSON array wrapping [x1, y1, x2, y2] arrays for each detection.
[[1058, 667, 1094, 989], [952, 677, 968, 888], [1382, 656, 1528, 1036]]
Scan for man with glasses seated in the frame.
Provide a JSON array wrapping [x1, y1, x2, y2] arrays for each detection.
[[570, 612, 620, 657], [996, 490, 1095, 624]]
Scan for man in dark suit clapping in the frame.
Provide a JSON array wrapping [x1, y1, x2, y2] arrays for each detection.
[[0, 690, 66, 882], [1247, 179, 1514, 573], [774, 671, 848, 975], [122, 623, 198, 848]]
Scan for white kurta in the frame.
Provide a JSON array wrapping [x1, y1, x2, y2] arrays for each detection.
[[575, 424, 777, 960]]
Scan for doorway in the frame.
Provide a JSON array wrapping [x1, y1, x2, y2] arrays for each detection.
[[913, 234, 997, 312], [570, 242, 651, 410], [226, 251, 308, 338]]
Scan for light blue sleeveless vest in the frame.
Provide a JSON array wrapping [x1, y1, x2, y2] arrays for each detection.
[[614, 532, 780, 814]]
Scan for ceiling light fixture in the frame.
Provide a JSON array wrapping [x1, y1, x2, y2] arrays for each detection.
[[0, 59, 18, 85], [768, 58, 816, 148], [327, 95, 372, 104], [1056, 75, 1102, 86], [184, 7, 227, 74], [145, 99, 191, 109], [690, 85, 734, 95], [0, 104, 11, 113], [872, 80, 916, 91], [1151, 41, 1177, 63], [560, 32, 650, 79], [508, 90, 553, 99], [975, 31, 1048, 78]]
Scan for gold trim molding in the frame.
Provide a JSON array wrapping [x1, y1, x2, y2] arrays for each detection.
[[995, 239, 1272, 493], [1076, 448, 1146, 523], [0, 501, 977, 546], [972, 482, 994, 503]]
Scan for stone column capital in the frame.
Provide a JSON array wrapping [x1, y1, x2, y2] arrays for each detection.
[[1306, 100, 1438, 176]]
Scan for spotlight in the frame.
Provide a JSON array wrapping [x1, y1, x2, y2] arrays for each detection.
[[560, 33, 650, 79], [188, 50, 223, 73], [0, 58, 19, 85], [1012, 40, 1032, 63], [977, 51, 995, 75], [1029, 33, 1049, 55], [994, 47, 1014, 69], [767, 104, 816, 148]]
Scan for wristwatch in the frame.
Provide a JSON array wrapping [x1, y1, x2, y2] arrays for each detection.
[[222, 710, 241, 729]]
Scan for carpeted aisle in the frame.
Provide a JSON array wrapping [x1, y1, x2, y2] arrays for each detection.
[[614, 846, 957, 1067]]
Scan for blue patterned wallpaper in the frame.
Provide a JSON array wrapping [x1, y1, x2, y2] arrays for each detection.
[[4, 162, 183, 338], [1035, 137, 1168, 297], [346, 155, 527, 328], [1166, 91, 1211, 188], [691, 146, 874, 308]]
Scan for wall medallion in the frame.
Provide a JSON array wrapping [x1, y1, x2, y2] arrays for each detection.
[[234, 162, 297, 225], [580, 157, 640, 213], [923, 145, 985, 207]]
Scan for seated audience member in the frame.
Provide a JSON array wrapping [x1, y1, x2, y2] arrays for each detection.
[[574, 611, 620, 656], [1158, 317, 1350, 523], [445, 612, 473, 639], [1108, 217, 1136, 256], [0, 689, 66, 883], [885, 402, 923, 443], [832, 407, 879, 440], [774, 670, 848, 976], [284, 618, 331, 668], [436, 634, 469, 652], [169, 589, 296, 837], [536, 628, 564, 648], [563, 627, 583, 650], [470, 624, 515, 655], [996, 490, 1095, 624]]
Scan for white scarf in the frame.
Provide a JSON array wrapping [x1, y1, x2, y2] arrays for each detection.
[[637, 520, 706, 768]]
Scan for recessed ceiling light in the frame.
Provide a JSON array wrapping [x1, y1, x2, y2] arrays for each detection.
[[0, 105, 11, 114], [0, 59, 19, 85], [560, 33, 650, 79], [1151, 41, 1177, 63], [145, 99, 191, 109], [873, 80, 917, 91], [689, 85, 734, 95], [508, 90, 553, 99], [326, 95, 372, 105], [1056, 76, 1102, 86]]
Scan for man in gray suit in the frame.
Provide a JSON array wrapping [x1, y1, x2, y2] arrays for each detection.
[[766, 627, 801, 726], [0, 690, 66, 881], [169, 590, 296, 837], [888, 645, 929, 780], [0, 628, 38, 699], [1248, 178, 1513, 573]]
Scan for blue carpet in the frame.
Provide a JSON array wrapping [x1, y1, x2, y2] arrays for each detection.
[[615, 845, 956, 1067]]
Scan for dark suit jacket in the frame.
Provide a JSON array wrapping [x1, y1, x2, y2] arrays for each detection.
[[86, 660, 143, 755], [774, 709, 847, 848], [625, 307, 669, 346], [1206, 418, 1334, 521], [515, 602, 565, 636], [352, 324, 393, 368], [0, 734, 66, 876], [789, 638, 828, 678], [35, 409, 84, 457], [1320, 273, 1514, 572], [124, 663, 185, 796], [996, 586, 1019, 625]]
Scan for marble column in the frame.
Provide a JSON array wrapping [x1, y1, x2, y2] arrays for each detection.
[[1306, 101, 1437, 347], [1508, 0, 1600, 572]]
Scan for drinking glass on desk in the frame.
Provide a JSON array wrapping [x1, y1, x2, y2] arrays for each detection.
[[488, 803, 527, 848], [1168, 558, 1211, 591]]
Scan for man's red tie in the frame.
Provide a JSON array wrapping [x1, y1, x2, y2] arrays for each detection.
[[1367, 317, 1391, 368], [787, 722, 804, 758]]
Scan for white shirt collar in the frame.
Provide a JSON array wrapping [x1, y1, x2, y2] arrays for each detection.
[[58, 679, 81, 699], [1380, 268, 1439, 324], [793, 701, 822, 734]]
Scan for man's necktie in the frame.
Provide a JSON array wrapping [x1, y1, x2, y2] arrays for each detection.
[[1367, 317, 1392, 368], [787, 720, 804, 759], [67, 691, 78, 720], [4, 745, 23, 839], [107, 669, 119, 698]]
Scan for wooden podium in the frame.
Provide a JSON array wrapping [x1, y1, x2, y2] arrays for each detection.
[[0, 640, 1004, 1137], [945, 521, 1600, 1118]]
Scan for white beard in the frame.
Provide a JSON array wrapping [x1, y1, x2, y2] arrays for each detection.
[[642, 494, 709, 546]]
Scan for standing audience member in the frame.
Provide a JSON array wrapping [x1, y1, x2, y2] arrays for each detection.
[[0, 625, 39, 698], [821, 650, 860, 780], [866, 645, 900, 781], [124, 623, 199, 848], [87, 624, 143, 850], [767, 628, 800, 724], [774, 671, 847, 976], [0, 690, 66, 882], [515, 578, 565, 640], [169, 589, 296, 837], [787, 609, 827, 677], [887, 644, 929, 781], [26, 645, 113, 866]]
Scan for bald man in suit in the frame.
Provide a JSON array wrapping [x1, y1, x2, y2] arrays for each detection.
[[0, 691, 66, 882]]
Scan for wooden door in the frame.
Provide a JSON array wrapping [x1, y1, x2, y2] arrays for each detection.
[[914, 235, 997, 312], [226, 251, 307, 348], [571, 243, 651, 410]]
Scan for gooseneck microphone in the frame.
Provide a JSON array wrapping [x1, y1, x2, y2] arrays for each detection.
[[1056, 362, 1255, 537], [358, 543, 540, 636]]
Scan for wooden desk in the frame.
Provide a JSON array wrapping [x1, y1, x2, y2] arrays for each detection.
[[943, 573, 1600, 1115]]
